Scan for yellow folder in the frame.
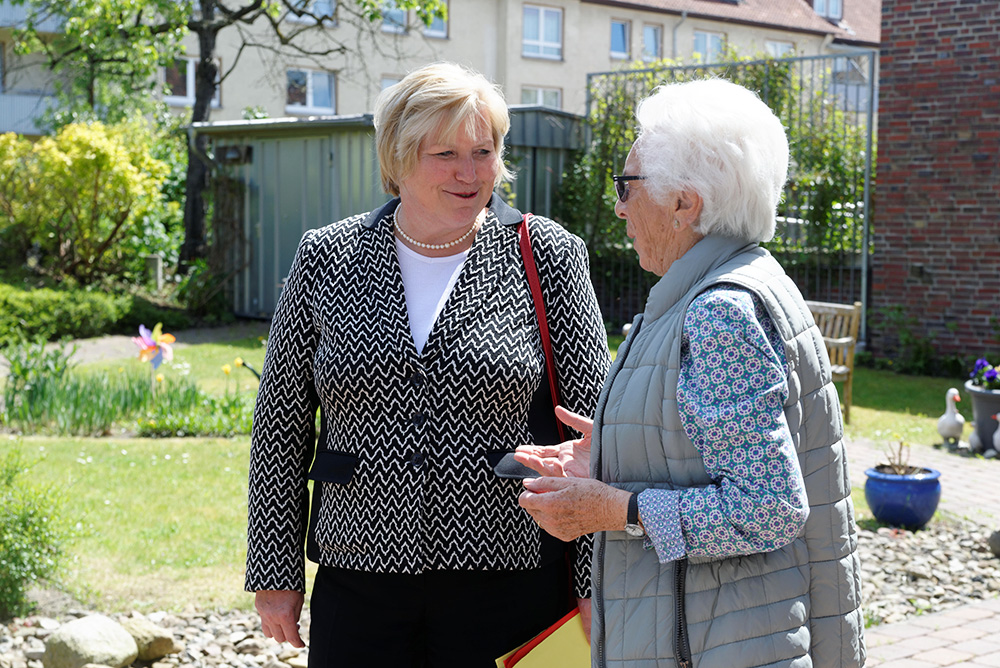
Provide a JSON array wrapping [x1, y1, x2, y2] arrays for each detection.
[[494, 608, 590, 667]]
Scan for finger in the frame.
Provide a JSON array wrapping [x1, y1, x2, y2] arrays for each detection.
[[522, 476, 570, 493], [282, 622, 305, 648], [512, 451, 546, 474], [555, 405, 593, 433]]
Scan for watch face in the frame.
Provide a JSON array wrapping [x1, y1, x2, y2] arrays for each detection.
[[625, 523, 645, 538]]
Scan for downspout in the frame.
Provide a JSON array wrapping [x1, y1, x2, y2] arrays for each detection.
[[671, 10, 688, 59], [187, 124, 220, 173]]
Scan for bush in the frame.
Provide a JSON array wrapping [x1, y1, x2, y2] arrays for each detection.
[[0, 445, 68, 619], [0, 119, 179, 285], [0, 283, 127, 347], [0, 283, 196, 347]]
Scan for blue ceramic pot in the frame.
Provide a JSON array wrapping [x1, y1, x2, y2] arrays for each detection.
[[864, 467, 941, 530]]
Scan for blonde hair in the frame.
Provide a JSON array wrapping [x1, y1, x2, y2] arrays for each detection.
[[373, 62, 513, 196], [634, 78, 789, 243]]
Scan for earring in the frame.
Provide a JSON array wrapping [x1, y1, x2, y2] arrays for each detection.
[[673, 219, 681, 230]]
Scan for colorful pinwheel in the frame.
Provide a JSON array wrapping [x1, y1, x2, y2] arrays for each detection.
[[132, 323, 175, 370]]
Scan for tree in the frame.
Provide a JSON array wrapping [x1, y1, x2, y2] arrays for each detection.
[[14, 0, 446, 265]]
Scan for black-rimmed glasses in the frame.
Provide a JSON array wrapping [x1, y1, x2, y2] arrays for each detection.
[[612, 174, 647, 202]]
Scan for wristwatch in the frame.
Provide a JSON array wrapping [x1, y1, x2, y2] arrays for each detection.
[[624, 492, 645, 537]]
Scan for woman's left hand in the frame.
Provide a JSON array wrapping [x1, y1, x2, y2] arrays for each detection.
[[514, 406, 593, 478], [518, 477, 630, 542]]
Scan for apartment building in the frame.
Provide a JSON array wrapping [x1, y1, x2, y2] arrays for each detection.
[[0, 0, 880, 135]]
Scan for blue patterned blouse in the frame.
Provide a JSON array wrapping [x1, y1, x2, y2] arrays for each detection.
[[636, 286, 810, 563]]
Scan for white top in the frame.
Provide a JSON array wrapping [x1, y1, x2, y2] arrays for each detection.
[[395, 239, 469, 355]]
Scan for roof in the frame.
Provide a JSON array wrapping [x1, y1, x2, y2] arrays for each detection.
[[583, 0, 880, 46]]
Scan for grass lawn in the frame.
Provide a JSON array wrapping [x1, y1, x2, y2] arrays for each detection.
[[6, 330, 977, 614]]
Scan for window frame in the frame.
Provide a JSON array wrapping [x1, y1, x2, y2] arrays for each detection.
[[382, 1, 407, 34], [422, 1, 447, 38], [522, 4, 563, 61], [164, 56, 221, 109], [285, 68, 336, 115], [765, 40, 794, 58], [520, 85, 562, 109], [693, 30, 725, 63], [814, 0, 843, 21], [642, 24, 662, 62], [610, 19, 630, 60], [286, 0, 335, 24]]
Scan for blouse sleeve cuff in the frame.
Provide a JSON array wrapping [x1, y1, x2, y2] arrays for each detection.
[[637, 489, 687, 564]]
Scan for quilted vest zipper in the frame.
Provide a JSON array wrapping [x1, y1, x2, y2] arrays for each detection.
[[675, 558, 692, 668]]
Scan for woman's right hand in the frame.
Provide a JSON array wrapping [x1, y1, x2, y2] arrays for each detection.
[[514, 406, 593, 478], [255, 589, 305, 648]]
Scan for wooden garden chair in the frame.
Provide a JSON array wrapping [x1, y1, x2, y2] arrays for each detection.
[[805, 300, 862, 424]]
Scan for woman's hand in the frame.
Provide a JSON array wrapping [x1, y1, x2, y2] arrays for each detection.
[[514, 406, 593, 478], [518, 477, 630, 542], [255, 589, 305, 648]]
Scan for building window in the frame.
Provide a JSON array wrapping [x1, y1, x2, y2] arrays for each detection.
[[286, 68, 335, 114], [813, 0, 843, 21], [766, 40, 794, 57], [693, 31, 724, 63], [610, 20, 629, 59], [521, 86, 561, 109], [382, 1, 406, 33], [522, 5, 562, 60], [381, 76, 401, 90], [423, 2, 447, 38], [164, 57, 221, 108], [287, 0, 335, 23], [642, 24, 662, 61]]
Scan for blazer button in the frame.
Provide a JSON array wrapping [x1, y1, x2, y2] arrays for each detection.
[[409, 452, 426, 469], [411, 413, 426, 427], [410, 373, 425, 388]]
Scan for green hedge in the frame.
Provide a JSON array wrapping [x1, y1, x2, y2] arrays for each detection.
[[0, 284, 193, 347]]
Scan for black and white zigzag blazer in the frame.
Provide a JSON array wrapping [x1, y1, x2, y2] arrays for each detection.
[[245, 196, 611, 598]]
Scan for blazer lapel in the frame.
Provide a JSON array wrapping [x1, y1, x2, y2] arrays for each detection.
[[351, 199, 420, 360], [421, 196, 524, 359]]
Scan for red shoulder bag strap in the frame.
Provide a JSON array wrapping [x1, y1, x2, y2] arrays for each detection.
[[518, 213, 567, 443]]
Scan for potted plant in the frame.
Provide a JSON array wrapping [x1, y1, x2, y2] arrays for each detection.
[[965, 357, 1000, 453], [864, 440, 941, 530]]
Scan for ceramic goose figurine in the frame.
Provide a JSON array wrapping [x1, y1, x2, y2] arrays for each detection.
[[993, 413, 1000, 452], [937, 387, 965, 447]]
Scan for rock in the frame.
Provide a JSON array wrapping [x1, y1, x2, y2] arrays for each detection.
[[42, 616, 138, 668], [119, 618, 181, 661], [234, 638, 267, 654], [989, 530, 1000, 557], [285, 655, 308, 668]]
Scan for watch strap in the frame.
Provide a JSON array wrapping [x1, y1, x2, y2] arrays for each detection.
[[627, 492, 640, 526]]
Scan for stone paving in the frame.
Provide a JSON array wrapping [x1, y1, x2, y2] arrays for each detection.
[[846, 437, 1000, 667]]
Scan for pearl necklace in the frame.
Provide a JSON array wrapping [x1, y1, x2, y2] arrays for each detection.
[[393, 211, 481, 250]]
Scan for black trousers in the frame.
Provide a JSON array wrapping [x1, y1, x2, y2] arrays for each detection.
[[307, 559, 571, 668]]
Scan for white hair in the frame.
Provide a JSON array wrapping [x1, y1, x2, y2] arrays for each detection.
[[633, 78, 789, 242]]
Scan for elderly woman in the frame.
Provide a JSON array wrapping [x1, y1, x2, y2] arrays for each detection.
[[245, 62, 610, 666], [517, 79, 865, 668]]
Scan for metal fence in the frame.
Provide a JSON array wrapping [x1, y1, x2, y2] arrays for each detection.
[[584, 52, 878, 337]]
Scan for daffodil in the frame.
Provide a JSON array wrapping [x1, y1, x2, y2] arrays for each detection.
[[156, 374, 164, 383], [222, 364, 232, 376], [234, 357, 244, 367]]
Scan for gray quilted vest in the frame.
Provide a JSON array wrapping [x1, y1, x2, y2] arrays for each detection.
[[590, 235, 865, 668]]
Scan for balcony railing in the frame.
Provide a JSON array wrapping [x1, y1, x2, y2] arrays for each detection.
[[0, 92, 53, 135]]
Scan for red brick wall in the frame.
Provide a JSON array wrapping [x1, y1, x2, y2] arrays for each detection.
[[873, 0, 1000, 358]]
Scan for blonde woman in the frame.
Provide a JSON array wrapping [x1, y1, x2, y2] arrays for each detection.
[[245, 62, 611, 666]]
